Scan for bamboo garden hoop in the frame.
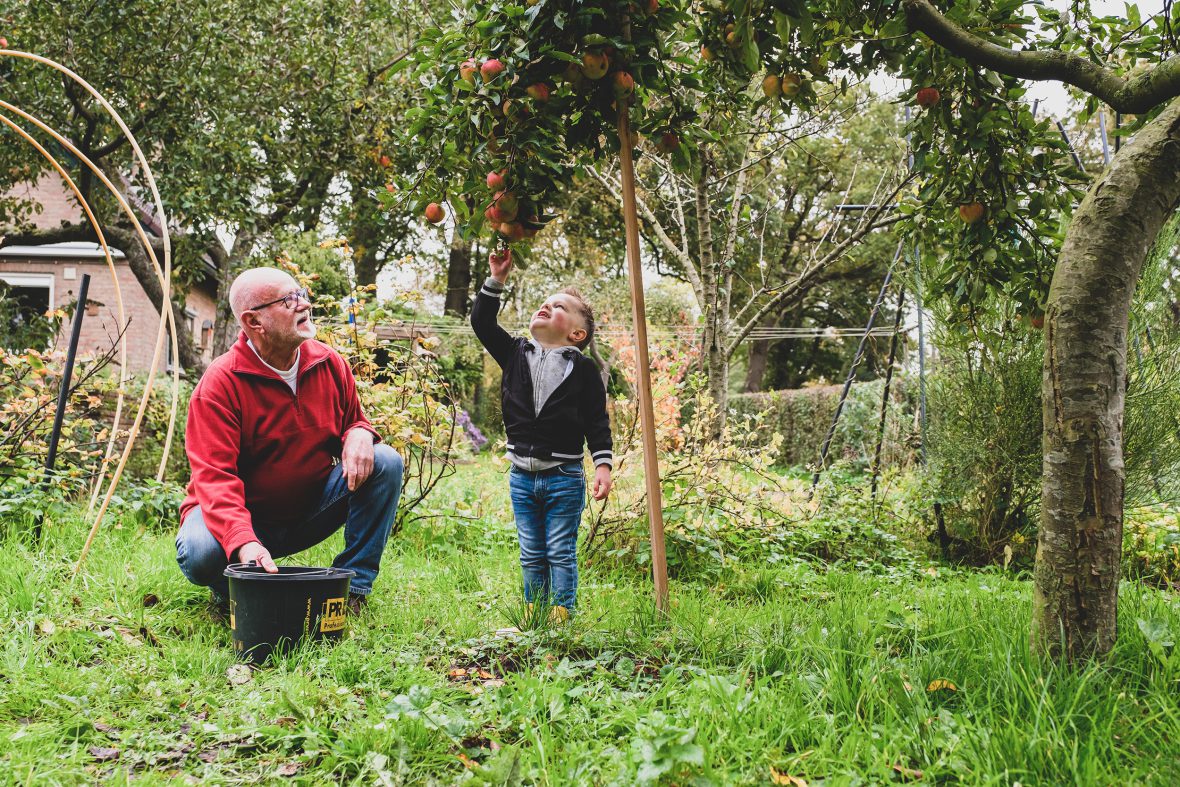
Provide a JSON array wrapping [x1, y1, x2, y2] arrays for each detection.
[[0, 48, 181, 575]]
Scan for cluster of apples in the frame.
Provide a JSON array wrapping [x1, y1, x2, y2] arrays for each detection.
[[481, 170, 544, 242], [760, 72, 803, 100]]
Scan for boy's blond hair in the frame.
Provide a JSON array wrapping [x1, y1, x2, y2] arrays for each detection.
[[560, 287, 595, 350]]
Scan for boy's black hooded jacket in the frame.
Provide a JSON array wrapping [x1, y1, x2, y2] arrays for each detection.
[[471, 280, 613, 468]]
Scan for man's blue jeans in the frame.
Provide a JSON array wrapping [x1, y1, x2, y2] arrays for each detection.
[[509, 462, 586, 611], [176, 444, 404, 600]]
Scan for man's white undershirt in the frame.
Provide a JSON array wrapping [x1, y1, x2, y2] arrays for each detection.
[[247, 339, 299, 395]]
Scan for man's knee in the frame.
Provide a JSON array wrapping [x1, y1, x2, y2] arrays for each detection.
[[371, 444, 404, 486], [176, 510, 228, 587]]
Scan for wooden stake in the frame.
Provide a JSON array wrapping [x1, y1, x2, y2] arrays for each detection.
[[616, 101, 669, 613]]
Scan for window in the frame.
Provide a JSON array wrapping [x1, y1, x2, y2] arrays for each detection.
[[0, 272, 55, 349]]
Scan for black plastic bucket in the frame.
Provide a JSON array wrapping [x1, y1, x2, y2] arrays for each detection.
[[223, 563, 356, 662]]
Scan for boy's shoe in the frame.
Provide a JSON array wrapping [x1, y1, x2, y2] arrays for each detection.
[[549, 606, 570, 624]]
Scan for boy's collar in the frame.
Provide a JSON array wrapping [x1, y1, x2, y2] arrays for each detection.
[[524, 338, 582, 355]]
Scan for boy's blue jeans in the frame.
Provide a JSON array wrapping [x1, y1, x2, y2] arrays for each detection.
[[176, 444, 404, 601], [509, 462, 586, 611]]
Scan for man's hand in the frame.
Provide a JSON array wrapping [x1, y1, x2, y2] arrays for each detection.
[[238, 541, 278, 573], [591, 464, 613, 501], [342, 427, 376, 491], [489, 247, 513, 283]]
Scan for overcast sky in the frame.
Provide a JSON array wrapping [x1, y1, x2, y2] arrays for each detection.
[[1026, 0, 1166, 114]]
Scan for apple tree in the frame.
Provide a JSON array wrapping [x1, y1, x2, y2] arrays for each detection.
[[708, 0, 1180, 659]]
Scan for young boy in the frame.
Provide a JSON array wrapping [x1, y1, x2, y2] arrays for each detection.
[[471, 247, 613, 619]]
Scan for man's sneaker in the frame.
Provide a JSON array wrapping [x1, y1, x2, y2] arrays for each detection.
[[346, 593, 368, 616], [207, 592, 230, 624]]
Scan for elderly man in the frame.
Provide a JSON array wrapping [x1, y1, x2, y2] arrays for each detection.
[[176, 267, 403, 615]]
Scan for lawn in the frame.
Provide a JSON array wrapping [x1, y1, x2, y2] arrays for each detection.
[[1, 458, 1178, 785]]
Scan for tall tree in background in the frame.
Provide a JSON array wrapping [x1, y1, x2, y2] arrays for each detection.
[[0, 0, 423, 365], [591, 90, 907, 415]]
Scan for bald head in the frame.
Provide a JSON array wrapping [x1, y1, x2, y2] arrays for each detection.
[[229, 267, 298, 322]]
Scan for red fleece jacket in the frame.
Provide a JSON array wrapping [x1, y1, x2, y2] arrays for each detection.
[[179, 333, 379, 559]]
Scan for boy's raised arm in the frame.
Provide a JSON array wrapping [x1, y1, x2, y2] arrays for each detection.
[[470, 247, 517, 368]]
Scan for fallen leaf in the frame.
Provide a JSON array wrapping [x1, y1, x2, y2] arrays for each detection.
[[198, 750, 218, 763], [142, 593, 161, 607], [276, 763, 299, 777], [482, 679, 505, 689], [89, 747, 120, 762], [36, 619, 56, 636], [115, 626, 144, 648], [903, 682, 913, 692], [477, 669, 494, 679], [138, 625, 162, 649], [457, 753, 480, 770], [93, 722, 119, 737], [226, 664, 253, 686], [926, 679, 957, 692], [153, 744, 194, 763], [770, 767, 807, 786], [272, 716, 298, 727], [893, 764, 924, 780], [447, 668, 468, 679]]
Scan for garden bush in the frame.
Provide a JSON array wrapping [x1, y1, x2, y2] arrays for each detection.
[[583, 379, 923, 580], [924, 217, 1180, 567], [728, 378, 918, 469]]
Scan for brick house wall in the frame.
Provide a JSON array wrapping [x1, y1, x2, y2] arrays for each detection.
[[1, 175, 219, 371]]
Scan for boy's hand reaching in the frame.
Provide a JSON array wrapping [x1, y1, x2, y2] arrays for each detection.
[[591, 464, 613, 501], [489, 246, 513, 283]]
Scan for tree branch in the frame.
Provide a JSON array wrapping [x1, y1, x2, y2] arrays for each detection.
[[589, 165, 705, 303], [725, 201, 906, 356], [903, 0, 1180, 114]]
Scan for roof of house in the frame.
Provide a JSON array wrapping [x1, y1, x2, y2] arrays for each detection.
[[0, 241, 126, 259]]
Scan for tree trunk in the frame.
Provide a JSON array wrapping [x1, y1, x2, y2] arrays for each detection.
[[212, 231, 255, 358], [443, 232, 473, 317], [350, 188, 383, 287], [693, 154, 729, 420], [1033, 99, 1180, 659], [744, 336, 772, 392]]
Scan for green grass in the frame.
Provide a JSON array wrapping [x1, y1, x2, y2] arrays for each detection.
[[1, 459, 1178, 785]]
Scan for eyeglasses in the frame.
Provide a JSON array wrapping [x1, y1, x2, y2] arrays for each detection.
[[249, 287, 311, 312]]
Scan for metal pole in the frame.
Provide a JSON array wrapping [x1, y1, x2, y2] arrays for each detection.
[[1055, 119, 1086, 173], [811, 241, 903, 492], [870, 285, 906, 505], [36, 273, 91, 541], [1098, 111, 1111, 166], [616, 42, 668, 612]]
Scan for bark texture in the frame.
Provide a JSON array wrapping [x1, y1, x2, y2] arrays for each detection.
[[1034, 99, 1180, 658], [443, 233, 473, 318]]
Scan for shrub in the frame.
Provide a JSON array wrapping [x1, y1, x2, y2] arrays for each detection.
[[291, 257, 463, 532], [1124, 506, 1180, 589], [728, 378, 918, 469], [924, 333, 1043, 563], [923, 217, 1180, 566], [583, 380, 921, 579]]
